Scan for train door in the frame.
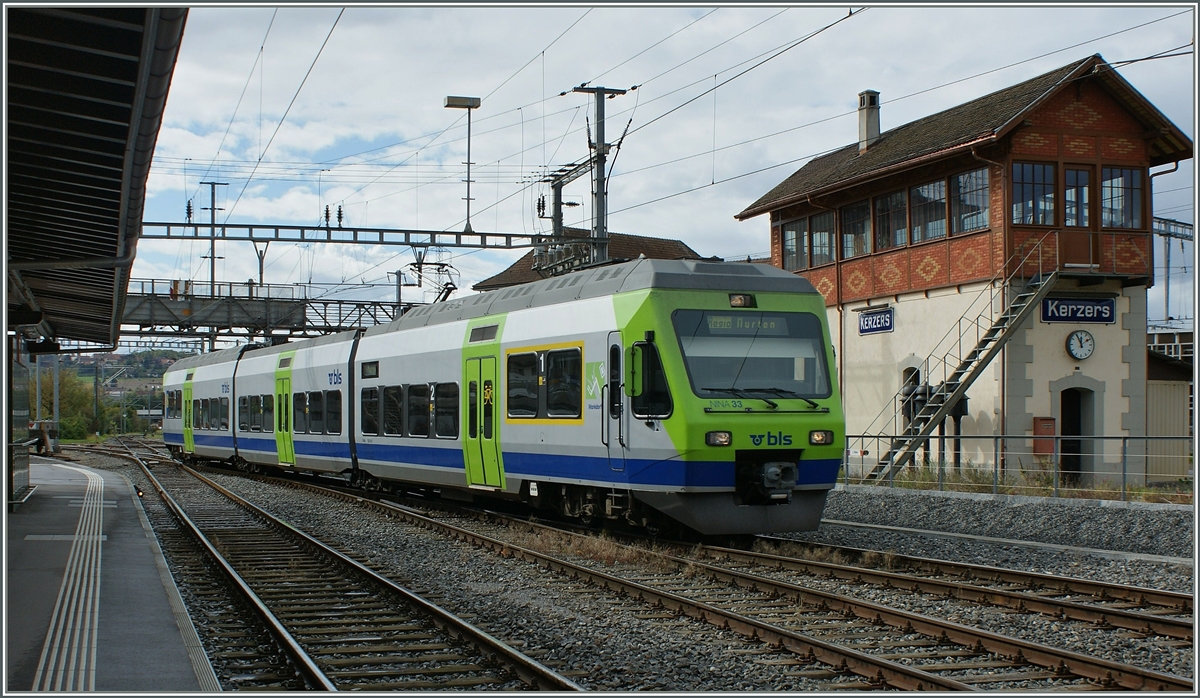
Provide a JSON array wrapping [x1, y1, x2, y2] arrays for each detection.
[[464, 356, 502, 488], [182, 375, 194, 454], [275, 353, 295, 466], [605, 333, 626, 471]]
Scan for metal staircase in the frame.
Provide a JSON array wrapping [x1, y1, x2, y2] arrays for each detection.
[[860, 234, 1061, 481]]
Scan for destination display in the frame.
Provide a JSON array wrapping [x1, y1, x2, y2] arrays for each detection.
[[858, 307, 894, 335], [705, 314, 789, 336], [1041, 297, 1115, 324]]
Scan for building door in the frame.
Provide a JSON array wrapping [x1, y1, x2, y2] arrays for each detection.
[[1060, 166, 1097, 266], [605, 334, 626, 471], [1060, 387, 1093, 483], [464, 356, 502, 488]]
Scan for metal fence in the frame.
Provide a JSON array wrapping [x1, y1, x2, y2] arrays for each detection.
[[845, 433, 1193, 503]]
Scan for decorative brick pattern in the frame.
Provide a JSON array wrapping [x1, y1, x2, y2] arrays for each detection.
[[771, 226, 782, 268], [802, 266, 838, 306], [1012, 131, 1059, 156], [911, 248, 948, 287], [948, 233, 992, 283], [842, 259, 872, 301], [1063, 135, 1096, 157], [1011, 229, 1060, 276], [872, 249, 908, 295], [1101, 136, 1144, 160]]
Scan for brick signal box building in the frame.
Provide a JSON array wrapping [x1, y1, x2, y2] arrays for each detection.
[[737, 55, 1192, 484]]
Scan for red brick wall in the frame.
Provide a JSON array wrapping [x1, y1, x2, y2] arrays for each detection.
[[1012, 131, 1059, 157], [948, 232, 992, 284], [1102, 232, 1152, 275], [872, 248, 910, 296], [802, 266, 838, 305]]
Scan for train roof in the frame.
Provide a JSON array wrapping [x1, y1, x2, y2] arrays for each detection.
[[166, 329, 358, 372], [365, 258, 818, 335]]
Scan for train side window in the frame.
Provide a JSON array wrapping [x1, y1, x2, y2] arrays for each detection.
[[546, 348, 582, 418], [249, 395, 261, 431], [220, 397, 229, 430], [199, 399, 208, 429], [238, 396, 248, 431], [262, 394, 274, 433], [608, 345, 622, 419], [361, 387, 380, 435], [325, 390, 342, 435], [507, 353, 538, 417], [383, 386, 404, 435], [434, 383, 459, 438], [631, 343, 673, 419], [293, 393, 307, 434], [406, 384, 430, 437], [468, 382, 478, 438], [308, 391, 324, 434], [192, 399, 201, 429]]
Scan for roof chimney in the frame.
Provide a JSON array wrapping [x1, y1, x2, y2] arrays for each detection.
[[858, 89, 880, 153]]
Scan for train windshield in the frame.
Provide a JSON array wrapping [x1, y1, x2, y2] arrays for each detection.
[[671, 310, 831, 400]]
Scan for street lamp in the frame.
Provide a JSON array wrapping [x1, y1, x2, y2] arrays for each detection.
[[445, 95, 481, 233]]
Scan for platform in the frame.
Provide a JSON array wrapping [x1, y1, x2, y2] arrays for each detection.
[[6, 458, 219, 692]]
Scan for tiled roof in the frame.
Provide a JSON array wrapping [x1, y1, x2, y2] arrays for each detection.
[[472, 228, 703, 291], [736, 54, 1192, 220]]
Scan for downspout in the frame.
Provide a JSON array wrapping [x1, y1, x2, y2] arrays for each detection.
[[1148, 162, 1179, 294], [806, 193, 843, 419], [972, 145, 1009, 470]]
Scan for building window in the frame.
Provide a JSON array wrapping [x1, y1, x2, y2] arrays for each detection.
[[1012, 162, 1055, 225], [811, 212, 835, 265], [910, 180, 947, 241], [840, 200, 871, 259], [874, 190, 907, 250], [1064, 168, 1090, 227], [950, 167, 989, 234], [781, 219, 808, 270], [1101, 167, 1142, 229]]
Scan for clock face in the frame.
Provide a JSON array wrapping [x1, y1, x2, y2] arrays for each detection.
[[1066, 330, 1095, 360]]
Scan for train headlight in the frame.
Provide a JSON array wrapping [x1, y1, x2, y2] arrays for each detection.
[[705, 431, 732, 447], [809, 430, 834, 445], [729, 294, 756, 308]]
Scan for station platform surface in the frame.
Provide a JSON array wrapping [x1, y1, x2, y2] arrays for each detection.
[[6, 457, 218, 692]]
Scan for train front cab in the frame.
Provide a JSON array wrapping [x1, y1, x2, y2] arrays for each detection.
[[615, 285, 845, 535]]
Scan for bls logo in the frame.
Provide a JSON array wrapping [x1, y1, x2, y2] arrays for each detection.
[[749, 432, 792, 446]]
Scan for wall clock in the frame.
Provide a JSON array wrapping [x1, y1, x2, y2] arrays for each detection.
[[1066, 330, 1094, 360]]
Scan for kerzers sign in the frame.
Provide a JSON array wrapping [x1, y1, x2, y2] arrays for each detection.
[[858, 307, 894, 335], [1041, 298, 1115, 324]]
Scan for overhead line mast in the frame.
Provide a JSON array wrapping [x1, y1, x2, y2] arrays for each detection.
[[572, 85, 626, 264]]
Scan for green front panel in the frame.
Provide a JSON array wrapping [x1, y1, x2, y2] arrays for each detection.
[[182, 381, 194, 453], [462, 317, 506, 490], [274, 352, 296, 465]]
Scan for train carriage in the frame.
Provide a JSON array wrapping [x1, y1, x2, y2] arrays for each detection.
[[163, 259, 845, 535]]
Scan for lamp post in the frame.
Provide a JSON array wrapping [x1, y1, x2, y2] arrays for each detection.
[[444, 96, 481, 233]]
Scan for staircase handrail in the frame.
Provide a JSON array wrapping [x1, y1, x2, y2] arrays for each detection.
[[858, 230, 1060, 438]]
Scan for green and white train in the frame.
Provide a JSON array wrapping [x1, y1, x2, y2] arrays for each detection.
[[163, 259, 845, 535]]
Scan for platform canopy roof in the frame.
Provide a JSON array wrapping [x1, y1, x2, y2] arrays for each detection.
[[6, 7, 188, 349]]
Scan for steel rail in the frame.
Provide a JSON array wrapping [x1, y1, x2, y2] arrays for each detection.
[[695, 544, 1193, 640], [180, 465, 583, 692], [136, 460, 336, 690], [757, 535, 1193, 610]]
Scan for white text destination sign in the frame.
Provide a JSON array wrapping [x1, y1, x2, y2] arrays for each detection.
[[1041, 297, 1115, 324], [859, 307, 894, 335]]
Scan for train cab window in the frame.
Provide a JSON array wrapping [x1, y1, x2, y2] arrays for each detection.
[[220, 397, 229, 430], [293, 393, 307, 434], [383, 386, 404, 435], [249, 395, 262, 431], [631, 343, 672, 419], [609, 345, 622, 419], [308, 391, 324, 434], [193, 400, 201, 429], [361, 388, 380, 435], [433, 383, 459, 438], [325, 390, 342, 435], [262, 394, 274, 433], [406, 384, 430, 437], [507, 353, 538, 417], [546, 349, 582, 418], [238, 396, 248, 431]]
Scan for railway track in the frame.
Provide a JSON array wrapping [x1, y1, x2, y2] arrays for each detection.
[[188, 465, 1191, 692], [133, 454, 581, 691]]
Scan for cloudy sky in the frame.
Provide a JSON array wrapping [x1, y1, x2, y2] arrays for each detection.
[[138, 3, 1196, 326]]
